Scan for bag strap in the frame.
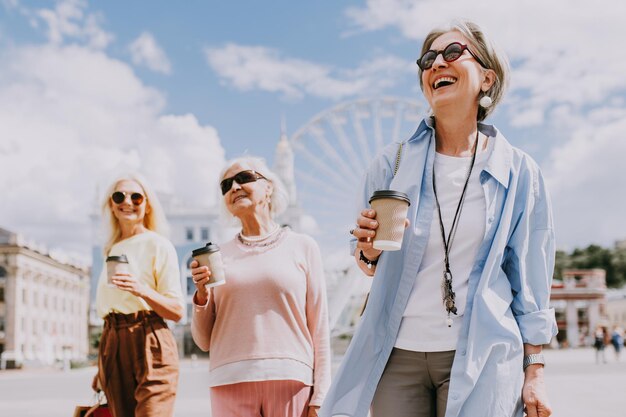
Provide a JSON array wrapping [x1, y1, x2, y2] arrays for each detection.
[[393, 142, 403, 177]]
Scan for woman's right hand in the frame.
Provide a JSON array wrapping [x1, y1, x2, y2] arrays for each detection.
[[190, 260, 212, 305], [91, 372, 100, 392], [354, 209, 383, 261]]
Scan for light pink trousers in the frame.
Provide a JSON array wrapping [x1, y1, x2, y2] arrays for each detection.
[[210, 380, 311, 417]]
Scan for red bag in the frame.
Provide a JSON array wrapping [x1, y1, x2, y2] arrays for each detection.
[[73, 393, 112, 417]]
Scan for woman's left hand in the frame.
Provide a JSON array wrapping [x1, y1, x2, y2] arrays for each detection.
[[307, 406, 320, 417], [111, 273, 147, 298], [522, 366, 551, 417]]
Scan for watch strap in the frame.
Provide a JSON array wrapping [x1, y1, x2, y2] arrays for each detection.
[[523, 353, 545, 370]]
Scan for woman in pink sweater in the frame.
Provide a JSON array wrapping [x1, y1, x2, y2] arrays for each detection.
[[191, 156, 331, 417]]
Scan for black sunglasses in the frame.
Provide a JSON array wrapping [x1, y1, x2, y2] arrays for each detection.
[[220, 170, 267, 195], [417, 42, 486, 71], [111, 191, 145, 205]]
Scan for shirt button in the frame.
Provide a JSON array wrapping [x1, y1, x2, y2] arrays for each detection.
[[488, 216, 495, 224], [459, 349, 466, 356], [451, 392, 460, 400]]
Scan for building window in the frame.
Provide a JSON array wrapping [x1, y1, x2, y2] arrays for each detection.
[[22, 289, 27, 304], [186, 227, 194, 241], [0, 287, 4, 303], [200, 227, 209, 241], [0, 266, 6, 277], [0, 318, 5, 332], [187, 276, 195, 295]]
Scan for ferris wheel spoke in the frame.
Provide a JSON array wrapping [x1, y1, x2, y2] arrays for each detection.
[[300, 191, 355, 214], [309, 127, 363, 183], [371, 102, 386, 152], [295, 171, 355, 199], [328, 114, 366, 174], [350, 107, 373, 165], [292, 140, 354, 187], [391, 102, 405, 143]]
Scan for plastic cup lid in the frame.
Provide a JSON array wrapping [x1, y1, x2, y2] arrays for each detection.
[[369, 189, 411, 205], [106, 254, 128, 263], [192, 242, 220, 257]]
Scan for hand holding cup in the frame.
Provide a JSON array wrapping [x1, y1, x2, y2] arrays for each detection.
[[354, 209, 383, 260], [190, 259, 212, 304]]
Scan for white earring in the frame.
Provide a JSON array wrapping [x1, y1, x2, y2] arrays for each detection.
[[479, 95, 493, 108]]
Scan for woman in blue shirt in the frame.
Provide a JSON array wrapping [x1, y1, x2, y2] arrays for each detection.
[[320, 20, 557, 417]]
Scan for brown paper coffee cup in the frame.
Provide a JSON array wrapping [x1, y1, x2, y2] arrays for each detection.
[[369, 190, 410, 251], [192, 243, 226, 288]]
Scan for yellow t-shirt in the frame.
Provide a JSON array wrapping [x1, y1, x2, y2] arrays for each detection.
[[96, 230, 184, 318]]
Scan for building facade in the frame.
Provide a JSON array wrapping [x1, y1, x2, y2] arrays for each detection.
[[551, 269, 608, 348], [0, 228, 90, 369]]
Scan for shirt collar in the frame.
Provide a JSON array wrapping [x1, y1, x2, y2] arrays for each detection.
[[412, 117, 511, 189], [479, 123, 512, 189]]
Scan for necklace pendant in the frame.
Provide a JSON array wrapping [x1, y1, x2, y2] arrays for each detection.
[[446, 317, 453, 327], [442, 271, 458, 316]]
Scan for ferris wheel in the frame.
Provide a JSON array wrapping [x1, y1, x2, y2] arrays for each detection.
[[290, 96, 428, 254]]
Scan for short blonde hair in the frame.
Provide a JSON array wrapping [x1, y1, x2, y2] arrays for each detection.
[[418, 19, 510, 121], [101, 173, 169, 255], [219, 156, 289, 225]]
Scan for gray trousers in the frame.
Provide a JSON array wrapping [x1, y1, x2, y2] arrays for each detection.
[[371, 348, 455, 417]]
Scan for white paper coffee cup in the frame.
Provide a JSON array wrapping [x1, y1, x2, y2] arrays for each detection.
[[106, 255, 129, 287]]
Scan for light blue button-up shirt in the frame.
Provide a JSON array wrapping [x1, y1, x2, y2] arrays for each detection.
[[320, 118, 558, 417]]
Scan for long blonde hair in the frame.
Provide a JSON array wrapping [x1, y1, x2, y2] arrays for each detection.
[[101, 173, 169, 255]]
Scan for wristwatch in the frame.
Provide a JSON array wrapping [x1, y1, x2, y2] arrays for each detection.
[[523, 353, 545, 370]]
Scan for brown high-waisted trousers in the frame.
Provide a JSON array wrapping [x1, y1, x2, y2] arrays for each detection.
[[98, 311, 179, 417]]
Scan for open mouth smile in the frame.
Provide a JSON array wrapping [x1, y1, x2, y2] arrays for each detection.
[[433, 76, 457, 90]]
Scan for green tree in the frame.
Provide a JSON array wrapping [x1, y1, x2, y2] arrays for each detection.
[[612, 244, 626, 287], [569, 245, 618, 287], [554, 250, 570, 281]]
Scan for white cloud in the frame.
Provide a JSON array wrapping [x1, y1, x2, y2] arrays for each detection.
[[205, 43, 412, 100], [345, 0, 626, 125], [544, 111, 626, 248], [0, 44, 224, 255], [31, 0, 113, 49], [129, 32, 172, 74]]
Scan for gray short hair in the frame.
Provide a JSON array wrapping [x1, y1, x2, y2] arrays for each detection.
[[219, 156, 289, 224], [418, 19, 510, 122]]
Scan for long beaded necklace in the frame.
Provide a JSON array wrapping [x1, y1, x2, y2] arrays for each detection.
[[433, 129, 480, 327]]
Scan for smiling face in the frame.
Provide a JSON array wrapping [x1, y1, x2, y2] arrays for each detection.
[[421, 31, 495, 118], [221, 162, 273, 219], [110, 180, 148, 225]]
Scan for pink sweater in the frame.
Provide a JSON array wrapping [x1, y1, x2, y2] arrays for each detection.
[[191, 228, 331, 406]]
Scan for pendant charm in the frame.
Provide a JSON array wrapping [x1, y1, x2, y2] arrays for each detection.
[[442, 270, 458, 316], [446, 317, 453, 327]]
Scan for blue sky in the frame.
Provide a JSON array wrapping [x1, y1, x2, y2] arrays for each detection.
[[1, 0, 625, 256]]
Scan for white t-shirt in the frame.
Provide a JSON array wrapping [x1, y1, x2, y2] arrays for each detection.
[[395, 137, 494, 352]]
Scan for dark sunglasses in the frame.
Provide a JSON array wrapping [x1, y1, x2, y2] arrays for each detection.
[[220, 170, 266, 195], [417, 42, 486, 71], [111, 191, 145, 205]]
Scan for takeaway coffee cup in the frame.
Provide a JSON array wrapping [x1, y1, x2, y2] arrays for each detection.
[[192, 242, 226, 288], [106, 254, 129, 287], [369, 190, 411, 251]]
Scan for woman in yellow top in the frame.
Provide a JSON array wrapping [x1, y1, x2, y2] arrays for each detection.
[[92, 173, 185, 417]]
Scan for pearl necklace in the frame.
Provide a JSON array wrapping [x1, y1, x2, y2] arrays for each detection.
[[237, 225, 285, 247]]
